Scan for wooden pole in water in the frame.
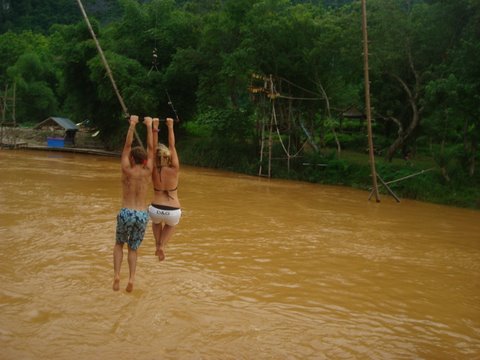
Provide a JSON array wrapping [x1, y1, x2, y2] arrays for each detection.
[[0, 84, 6, 145], [12, 82, 16, 147], [75, 0, 144, 149], [361, 0, 380, 202]]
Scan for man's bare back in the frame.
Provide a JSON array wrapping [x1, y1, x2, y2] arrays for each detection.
[[121, 166, 151, 210]]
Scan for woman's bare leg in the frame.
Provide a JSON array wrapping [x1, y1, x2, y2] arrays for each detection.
[[152, 223, 164, 259], [158, 225, 176, 261]]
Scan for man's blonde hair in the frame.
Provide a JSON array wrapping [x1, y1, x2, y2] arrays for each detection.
[[156, 143, 171, 167]]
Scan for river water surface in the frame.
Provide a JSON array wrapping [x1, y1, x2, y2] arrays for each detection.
[[1, 150, 479, 359]]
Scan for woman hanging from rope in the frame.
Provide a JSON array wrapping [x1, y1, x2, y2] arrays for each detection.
[[148, 117, 181, 261]]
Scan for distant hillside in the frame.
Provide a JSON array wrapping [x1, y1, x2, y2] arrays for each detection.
[[0, 0, 356, 34], [0, 0, 123, 34]]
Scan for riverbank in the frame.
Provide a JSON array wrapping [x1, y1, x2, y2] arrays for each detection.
[[1, 127, 119, 156], [25, 144, 119, 157], [3, 127, 479, 209], [178, 137, 480, 210]]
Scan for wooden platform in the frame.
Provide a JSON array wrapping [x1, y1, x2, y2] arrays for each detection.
[[19, 144, 120, 157], [1, 142, 28, 149]]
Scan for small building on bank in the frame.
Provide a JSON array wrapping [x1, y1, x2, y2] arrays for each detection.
[[341, 106, 366, 120], [34, 117, 79, 147]]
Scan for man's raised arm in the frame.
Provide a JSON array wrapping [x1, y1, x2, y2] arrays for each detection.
[[143, 116, 154, 169], [121, 115, 139, 169]]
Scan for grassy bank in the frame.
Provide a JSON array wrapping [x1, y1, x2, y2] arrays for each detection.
[[178, 138, 480, 210]]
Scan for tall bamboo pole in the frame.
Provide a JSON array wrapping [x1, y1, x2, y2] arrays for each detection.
[[12, 82, 16, 147], [75, 0, 144, 148], [361, 0, 380, 202], [0, 84, 7, 145]]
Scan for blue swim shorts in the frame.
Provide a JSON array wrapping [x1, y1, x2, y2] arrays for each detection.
[[115, 208, 149, 250]]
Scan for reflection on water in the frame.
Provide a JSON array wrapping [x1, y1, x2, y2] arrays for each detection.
[[1, 150, 479, 359]]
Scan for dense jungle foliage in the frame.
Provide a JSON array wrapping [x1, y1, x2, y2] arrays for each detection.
[[1, 0, 479, 208]]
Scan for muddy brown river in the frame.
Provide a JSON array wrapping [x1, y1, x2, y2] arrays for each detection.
[[1, 150, 479, 359]]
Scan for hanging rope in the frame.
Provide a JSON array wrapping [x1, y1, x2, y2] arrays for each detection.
[[165, 90, 180, 122], [276, 94, 324, 101], [145, 9, 180, 124], [75, 0, 144, 149], [269, 76, 307, 159], [277, 76, 324, 98], [271, 100, 307, 159], [148, 10, 159, 76]]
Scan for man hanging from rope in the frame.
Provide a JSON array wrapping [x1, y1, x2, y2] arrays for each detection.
[[113, 115, 154, 292]]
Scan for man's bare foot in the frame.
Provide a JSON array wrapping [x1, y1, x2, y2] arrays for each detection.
[[157, 249, 165, 261], [126, 282, 134, 292], [113, 278, 120, 291]]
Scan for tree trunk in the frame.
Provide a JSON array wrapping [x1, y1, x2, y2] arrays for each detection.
[[385, 72, 422, 162], [469, 137, 477, 176], [385, 49, 424, 161], [317, 80, 341, 154], [463, 118, 476, 177], [439, 139, 450, 182]]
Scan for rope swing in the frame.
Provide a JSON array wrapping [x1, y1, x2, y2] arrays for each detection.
[[148, 47, 159, 75], [75, 0, 144, 149], [148, 10, 159, 76], [145, 8, 180, 123], [271, 100, 307, 160]]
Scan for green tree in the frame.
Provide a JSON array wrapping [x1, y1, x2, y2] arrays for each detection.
[[0, 0, 80, 34], [187, 0, 258, 147], [0, 31, 50, 85], [103, 0, 200, 119], [50, 21, 102, 124], [367, 0, 461, 161], [296, 2, 364, 152], [422, 0, 480, 178], [1, 30, 58, 123], [7, 51, 58, 122]]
